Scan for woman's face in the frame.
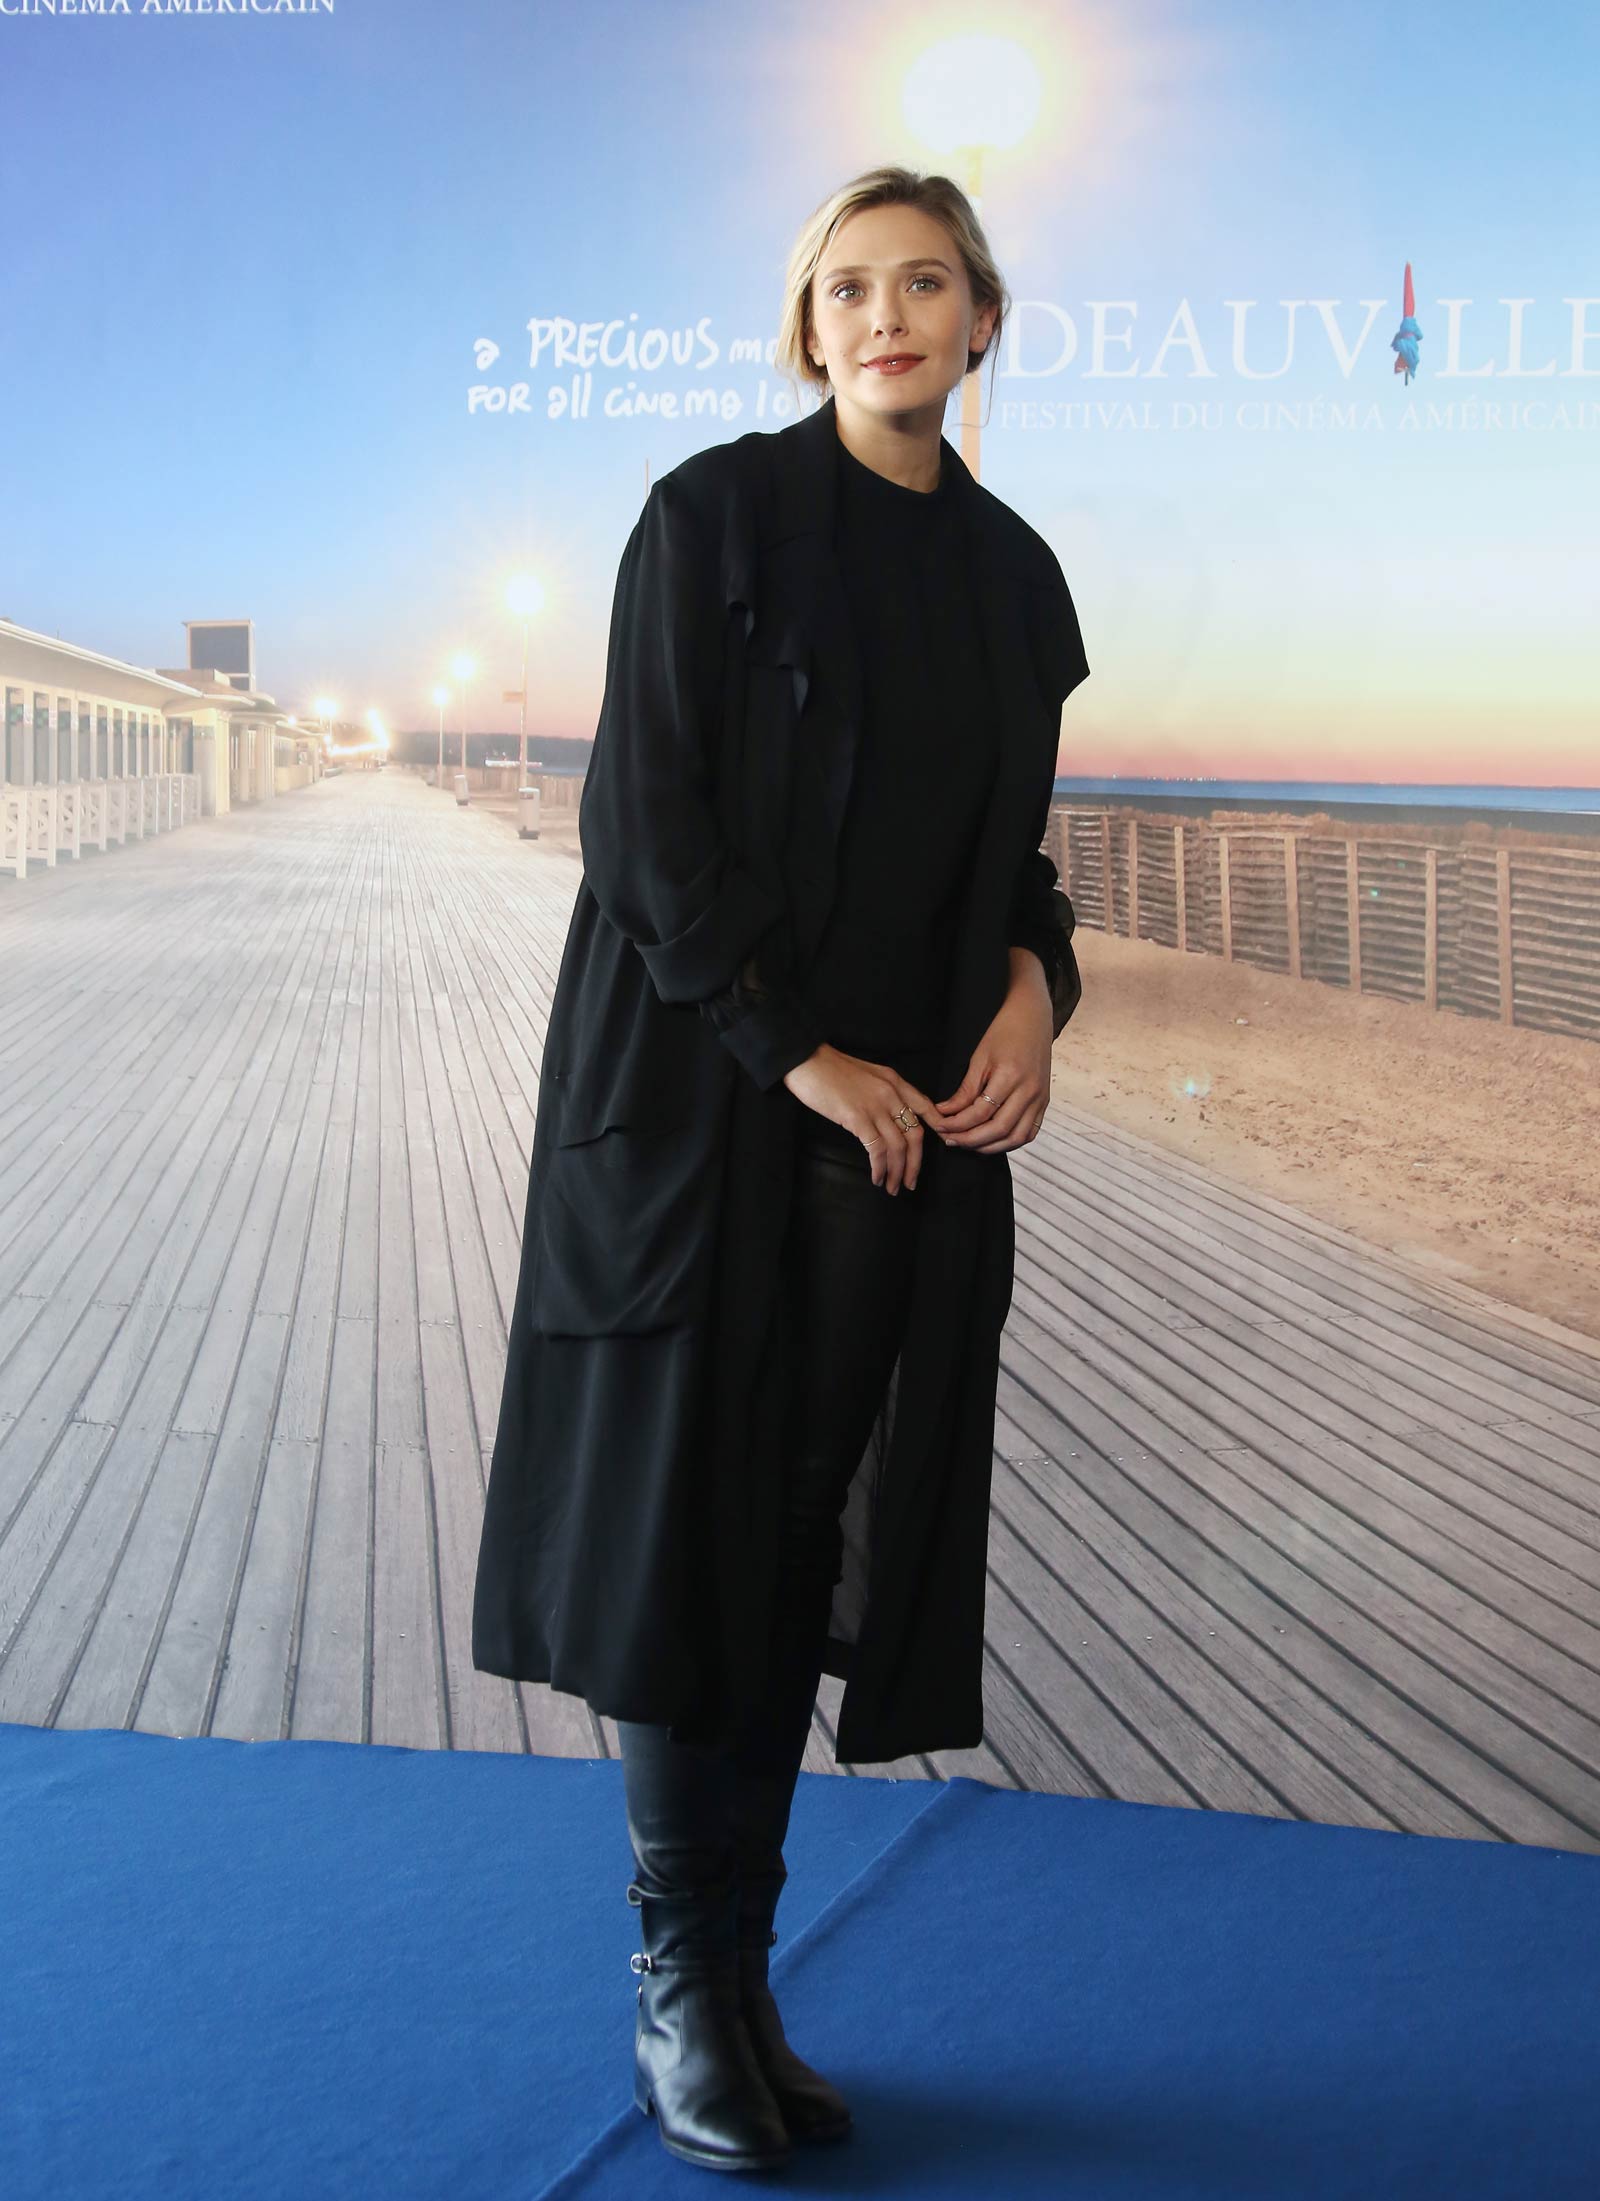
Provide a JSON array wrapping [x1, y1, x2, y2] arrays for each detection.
[[807, 202, 995, 422]]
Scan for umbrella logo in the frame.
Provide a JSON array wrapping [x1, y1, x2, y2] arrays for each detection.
[[1391, 261, 1423, 383]]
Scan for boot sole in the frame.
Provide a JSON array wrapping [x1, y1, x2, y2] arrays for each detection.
[[790, 2111, 853, 2143], [634, 2073, 792, 2171]]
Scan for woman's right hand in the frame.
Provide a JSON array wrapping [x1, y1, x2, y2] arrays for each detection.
[[781, 1045, 940, 1195]]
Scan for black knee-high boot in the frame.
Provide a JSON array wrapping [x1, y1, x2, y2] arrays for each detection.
[[717, 1127, 910, 2145], [616, 1717, 792, 2172], [727, 1586, 854, 2144]]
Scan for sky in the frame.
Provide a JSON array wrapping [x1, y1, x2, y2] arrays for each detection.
[[3, 0, 1596, 785]]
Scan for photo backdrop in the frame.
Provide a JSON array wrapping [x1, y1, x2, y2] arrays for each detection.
[[5, 0, 1597, 1840]]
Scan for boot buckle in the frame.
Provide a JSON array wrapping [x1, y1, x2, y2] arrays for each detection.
[[630, 1952, 656, 1976]]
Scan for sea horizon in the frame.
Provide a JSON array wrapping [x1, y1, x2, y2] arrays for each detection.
[[1052, 777, 1600, 822], [420, 744, 1600, 830]]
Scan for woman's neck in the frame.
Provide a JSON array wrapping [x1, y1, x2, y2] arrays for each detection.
[[830, 402, 943, 495]]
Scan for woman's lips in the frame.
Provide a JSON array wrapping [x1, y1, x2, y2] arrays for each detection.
[[864, 356, 925, 374]]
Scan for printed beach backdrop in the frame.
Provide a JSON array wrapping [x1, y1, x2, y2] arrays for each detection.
[[3, 1, 1597, 1829]]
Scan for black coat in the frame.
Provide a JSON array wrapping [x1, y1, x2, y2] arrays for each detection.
[[471, 393, 1090, 1764]]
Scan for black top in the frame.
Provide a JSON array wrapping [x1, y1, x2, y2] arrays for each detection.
[[798, 428, 998, 1103]]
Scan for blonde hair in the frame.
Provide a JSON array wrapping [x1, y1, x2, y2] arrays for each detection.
[[774, 164, 1009, 408]]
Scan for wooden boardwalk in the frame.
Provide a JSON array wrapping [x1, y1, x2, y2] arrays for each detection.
[[3, 769, 1598, 1852]]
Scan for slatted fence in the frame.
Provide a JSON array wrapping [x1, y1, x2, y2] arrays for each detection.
[[1053, 806, 1600, 1042]]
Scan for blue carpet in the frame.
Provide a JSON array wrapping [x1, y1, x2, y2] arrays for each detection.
[[2, 1721, 1596, 2199]]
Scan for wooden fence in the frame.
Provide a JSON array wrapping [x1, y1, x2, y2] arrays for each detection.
[[1051, 805, 1600, 1043]]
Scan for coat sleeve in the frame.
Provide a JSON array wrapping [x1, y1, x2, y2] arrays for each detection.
[[1006, 788, 1083, 1042], [697, 949, 825, 1090], [579, 471, 825, 1092], [1005, 567, 1091, 1042]]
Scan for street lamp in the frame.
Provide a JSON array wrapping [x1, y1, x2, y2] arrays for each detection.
[[902, 35, 1041, 478], [450, 653, 475, 778], [432, 684, 449, 788], [505, 574, 545, 790]]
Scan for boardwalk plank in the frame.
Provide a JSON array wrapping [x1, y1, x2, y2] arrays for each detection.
[[997, 1349, 1600, 1847], [1039, 1104, 1600, 1397], [213, 1432, 319, 1742], [988, 1408, 1492, 1835], [1015, 1196, 1514, 1458], [369, 1437, 444, 1751], [0, 1417, 118, 1721], [57, 1427, 214, 1731], [142, 1311, 291, 1734], [294, 1429, 374, 1745], [1007, 1258, 1598, 1595]]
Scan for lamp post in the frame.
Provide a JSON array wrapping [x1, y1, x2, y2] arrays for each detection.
[[450, 653, 475, 783], [901, 34, 1041, 480], [505, 574, 545, 789], [432, 685, 449, 787]]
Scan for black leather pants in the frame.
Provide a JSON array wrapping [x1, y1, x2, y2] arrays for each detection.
[[618, 1107, 926, 1889]]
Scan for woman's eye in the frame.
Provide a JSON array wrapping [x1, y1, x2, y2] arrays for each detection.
[[831, 276, 940, 302]]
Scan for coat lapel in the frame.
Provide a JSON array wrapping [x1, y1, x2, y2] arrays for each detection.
[[750, 395, 860, 757]]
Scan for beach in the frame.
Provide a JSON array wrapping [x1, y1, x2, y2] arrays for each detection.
[[1051, 923, 1600, 1344]]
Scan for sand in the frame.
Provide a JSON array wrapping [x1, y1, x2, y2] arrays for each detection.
[[1051, 924, 1600, 1345], [492, 794, 1600, 1346]]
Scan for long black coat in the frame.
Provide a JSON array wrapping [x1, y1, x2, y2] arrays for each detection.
[[471, 393, 1090, 1764]]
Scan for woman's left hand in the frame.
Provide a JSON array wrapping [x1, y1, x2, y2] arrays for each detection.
[[931, 951, 1055, 1153]]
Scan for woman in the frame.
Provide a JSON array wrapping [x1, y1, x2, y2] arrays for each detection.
[[472, 165, 1090, 2174]]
